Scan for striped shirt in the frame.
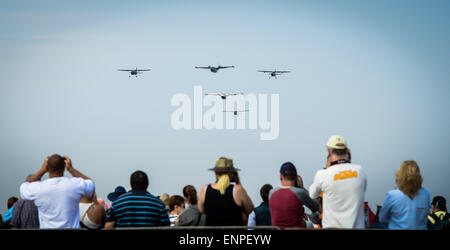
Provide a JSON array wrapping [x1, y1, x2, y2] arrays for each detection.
[[106, 190, 170, 227]]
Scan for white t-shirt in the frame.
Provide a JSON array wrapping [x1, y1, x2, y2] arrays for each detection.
[[309, 163, 367, 228], [20, 177, 95, 229]]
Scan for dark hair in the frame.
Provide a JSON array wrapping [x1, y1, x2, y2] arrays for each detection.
[[47, 154, 65, 174], [260, 184, 273, 203], [182, 185, 198, 205], [432, 196, 447, 211], [168, 195, 185, 211], [331, 148, 349, 156], [7, 197, 18, 209], [130, 170, 149, 191], [282, 170, 297, 181]]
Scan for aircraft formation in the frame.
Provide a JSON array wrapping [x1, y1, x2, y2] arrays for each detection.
[[117, 64, 290, 115]]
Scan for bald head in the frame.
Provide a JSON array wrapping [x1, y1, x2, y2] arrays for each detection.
[[47, 154, 65, 175]]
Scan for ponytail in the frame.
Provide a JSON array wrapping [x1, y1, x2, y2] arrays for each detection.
[[217, 174, 230, 195]]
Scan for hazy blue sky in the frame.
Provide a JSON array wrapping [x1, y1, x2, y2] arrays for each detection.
[[1, 0, 449, 213]]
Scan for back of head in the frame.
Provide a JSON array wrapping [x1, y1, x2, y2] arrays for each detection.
[[432, 196, 447, 211], [7, 197, 18, 209], [47, 154, 66, 175], [183, 185, 198, 205], [168, 195, 185, 211], [280, 162, 297, 181], [260, 184, 273, 203], [395, 160, 423, 199], [130, 170, 149, 191]]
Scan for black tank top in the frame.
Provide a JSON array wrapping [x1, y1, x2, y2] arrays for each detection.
[[204, 184, 243, 226]]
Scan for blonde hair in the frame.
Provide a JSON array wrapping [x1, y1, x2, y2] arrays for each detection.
[[217, 173, 230, 195], [395, 160, 423, 199]]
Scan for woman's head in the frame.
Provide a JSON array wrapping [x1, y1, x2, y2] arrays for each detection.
[[169, 195, 185, 214], [395, 160, 423, 199], [182, 185, 198, 205]]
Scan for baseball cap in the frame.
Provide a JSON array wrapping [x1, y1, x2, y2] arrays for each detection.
[[280, 162, 297, 176], [327, 135, 347, 149]]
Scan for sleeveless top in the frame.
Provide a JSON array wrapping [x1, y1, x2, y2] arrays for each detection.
[[204, 184, 243, 226]]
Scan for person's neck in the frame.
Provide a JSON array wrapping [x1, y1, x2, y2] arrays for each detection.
[[48, 172, 64, 178], [329, 154, 347, 163], [281, 180, 294, 188]]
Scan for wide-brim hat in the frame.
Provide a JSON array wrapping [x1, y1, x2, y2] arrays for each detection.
[[107, 186, 126, 202], [208, 157, 240, 173]]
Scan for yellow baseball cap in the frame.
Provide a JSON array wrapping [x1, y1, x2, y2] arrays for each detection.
[[327, 135, 347, 149]]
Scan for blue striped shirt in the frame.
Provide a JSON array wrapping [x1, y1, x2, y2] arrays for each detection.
[[106, 190, 170, 227]]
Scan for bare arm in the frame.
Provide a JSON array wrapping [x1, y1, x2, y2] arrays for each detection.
[[64, 156, 90, 180], [234, 185, 254, 215], [198, 184, 207, 214], [27, 157, 48, 182], [105, 221, 115, 229]]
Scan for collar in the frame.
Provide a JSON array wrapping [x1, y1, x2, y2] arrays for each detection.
[[329, 159, 350, 167]]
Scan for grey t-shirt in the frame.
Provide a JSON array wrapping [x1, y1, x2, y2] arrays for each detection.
[[177, 205, 206, 226], [269, 186, 320, 213]]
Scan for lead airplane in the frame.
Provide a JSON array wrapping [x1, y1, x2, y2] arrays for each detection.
[[195, 65, 235, 73], [205, 92, 244, 100], [257, 69, 290, 79], [117, 67, 151, 77], [224, 110, 249, 116]]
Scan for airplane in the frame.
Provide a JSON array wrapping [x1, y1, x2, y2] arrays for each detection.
[[205, 92, 244, 100], [117, 67, 151, 77], [224, 110, 249, 116], [257, 69, 290, 79], [195, 65, 235, 73]]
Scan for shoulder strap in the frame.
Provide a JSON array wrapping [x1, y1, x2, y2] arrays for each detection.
[[429, 213, 439, 223]]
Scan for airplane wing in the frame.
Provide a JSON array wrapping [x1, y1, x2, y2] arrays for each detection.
[[225, 93, 244, 96], [218, 66, 234, 69], [117, 69, 133, 71], [205, 93, 222, 96], [275, 70, 291, 73], [257, 70, 272, 73], [136, 69, 151, 71], [195, 66, 210, 69]]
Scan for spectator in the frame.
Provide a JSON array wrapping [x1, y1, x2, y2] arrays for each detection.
[[97, 198, 111, 211], [178, 185, 205, 226], [198, 157, 254, 226], [379, 160, 430, 229], [309, 135, 367, 228], [2, 196, 18, 228], [427, 196, 449, 230], [269, 162, 320, 229], [19, 155, 95, 228], [10, 175, 40, 229], [79, 192, 106, 229], [248, 184, 273, 227], [159, 193, 170, 210], [105, 170, 170, 228], [107, 186, 126, 203], [168, 195, 185, 227]]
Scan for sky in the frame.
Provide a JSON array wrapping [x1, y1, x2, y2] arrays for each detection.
[[0, 0, 449, 213]]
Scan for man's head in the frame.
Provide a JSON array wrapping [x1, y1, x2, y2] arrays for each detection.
[[432, 196, 447, 213], [130, 170, 149, 191], [47, 154, 66, 176], [280, 162, 297, 183], [327, 135, 350, 159], [260, 184, 273, 203]]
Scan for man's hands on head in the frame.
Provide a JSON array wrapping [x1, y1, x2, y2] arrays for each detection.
[[63, 156, 73, 172]]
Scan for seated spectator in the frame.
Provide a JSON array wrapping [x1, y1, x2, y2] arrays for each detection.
[[379, 160, 430, 229], [10, 175, 40, 229], [159, 193, 170, 210], [2, 196, 18, 228], [79, 192, 106, 229], [177, 185, 205, 226], [269, 162, 320, 229], [427, 196, 449, 230], [168, 195, 185, 227], [309, 135, 367, 228], [105, 170, 170, 228], [248, 184, 273, 227], [107, 186, 126, 203], [19, 155, 95, 228], [198, 157, 254, 226]]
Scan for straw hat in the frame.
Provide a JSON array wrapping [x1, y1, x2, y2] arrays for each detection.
[[208, 157, 240, 173]]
